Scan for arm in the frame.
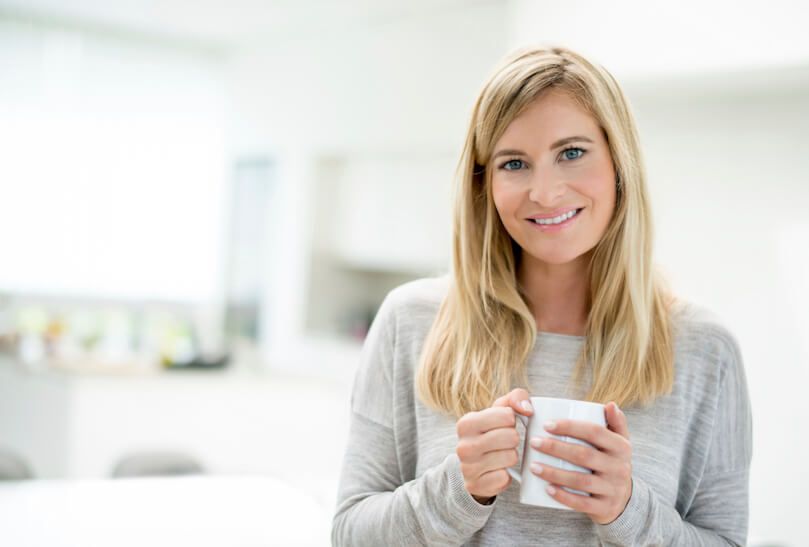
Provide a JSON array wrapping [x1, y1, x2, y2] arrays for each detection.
[[331, 291, 495, 546], [595, 328, 753, 546], [331, 412, 495, 546]]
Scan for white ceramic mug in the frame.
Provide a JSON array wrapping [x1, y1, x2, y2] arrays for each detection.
[[506, 396, 606, 510]]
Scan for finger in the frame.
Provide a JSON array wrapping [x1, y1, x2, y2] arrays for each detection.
[[530, 436, 611, 473], [492, 388, 533, 416], [478, 426, 521, 453], [544, 482, 599, 515], [543, 419, 628, 455], [459, 426, 521, 463], [606, 402, 630, 440], [476, 448, 520, 475], [530, 462, 610, 495], [474, 407, 517, 434]]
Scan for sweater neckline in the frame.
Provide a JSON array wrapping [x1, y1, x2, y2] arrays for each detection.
[[536, 330, 586, 341]]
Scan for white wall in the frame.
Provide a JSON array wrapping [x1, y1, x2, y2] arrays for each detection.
[[508, 0, 809, 79], [227, 1, 510, 153], [629, 81, 809, 546]]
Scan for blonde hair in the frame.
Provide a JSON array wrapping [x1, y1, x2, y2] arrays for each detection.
[[416, 45, 676, 418]]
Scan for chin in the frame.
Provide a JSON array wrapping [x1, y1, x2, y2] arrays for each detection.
[[524, 247, 585, 266]]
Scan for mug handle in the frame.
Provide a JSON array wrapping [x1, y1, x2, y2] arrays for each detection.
[[506, 413, 529, 484]]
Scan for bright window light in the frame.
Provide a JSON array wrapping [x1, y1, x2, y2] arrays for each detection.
[[0, 22, 227, 302]]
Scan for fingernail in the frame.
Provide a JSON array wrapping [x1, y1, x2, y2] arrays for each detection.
[[544, 420, 556, 431], [546, 484, 557, 495], [521, 400, 533, 413], [530, 437, 543, 449], [530, 462, 543, 474]]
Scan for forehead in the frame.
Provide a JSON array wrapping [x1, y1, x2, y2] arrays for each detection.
[[497, 89, 602, 147]]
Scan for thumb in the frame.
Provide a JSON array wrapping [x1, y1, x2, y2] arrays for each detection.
[[606, 401, 630, 439], [492, 388, 533, 417]]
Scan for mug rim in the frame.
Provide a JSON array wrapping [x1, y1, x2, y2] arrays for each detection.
[[528, 396, 605, 409]]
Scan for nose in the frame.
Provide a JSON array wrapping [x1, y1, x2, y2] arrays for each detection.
[[527, 170, 566, 206]]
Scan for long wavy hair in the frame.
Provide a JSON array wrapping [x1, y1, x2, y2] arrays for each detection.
[[416, 45, 677, 418]]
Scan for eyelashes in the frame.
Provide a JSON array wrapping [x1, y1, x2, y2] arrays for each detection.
[[560, 147, 585, 162], [499, 158, 526, 171], [497, 147, 587, 171]]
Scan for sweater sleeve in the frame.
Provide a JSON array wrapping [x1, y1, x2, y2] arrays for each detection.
[[331, 291, 495, 546], [595, 327, 753, 546]]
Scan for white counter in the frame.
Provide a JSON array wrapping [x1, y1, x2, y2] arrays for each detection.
[[0, 475, 330, 546], [0, 350, 359, 520]]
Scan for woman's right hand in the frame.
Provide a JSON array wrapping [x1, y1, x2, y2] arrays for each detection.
[[456, 388, 534, 505]]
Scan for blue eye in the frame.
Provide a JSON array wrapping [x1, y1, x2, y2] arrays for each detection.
[[561, 147, 585, 161], [500, 159, 525, 171]]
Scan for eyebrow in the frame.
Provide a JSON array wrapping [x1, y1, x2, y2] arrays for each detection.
[[491, 135, 594, 160]]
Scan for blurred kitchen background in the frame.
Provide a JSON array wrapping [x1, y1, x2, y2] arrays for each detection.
[[0, 1, 806, 545]]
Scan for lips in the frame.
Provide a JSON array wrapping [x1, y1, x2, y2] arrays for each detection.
[[526, 207, 583, 221], [526, 207, 583, 232]]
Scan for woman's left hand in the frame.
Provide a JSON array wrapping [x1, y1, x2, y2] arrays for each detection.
[[529, 401, 633, 525]]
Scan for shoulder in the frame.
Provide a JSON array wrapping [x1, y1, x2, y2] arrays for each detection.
[[669, 298, 744, 384], [669, 301, 752, 472], [378, 274, 451, 326], [670, 299, 742, 357], [364, 274, 451, 366], [351, 276, 450, 422]]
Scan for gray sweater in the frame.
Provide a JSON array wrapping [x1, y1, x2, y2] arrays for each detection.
[[332, 276, 752, 546]]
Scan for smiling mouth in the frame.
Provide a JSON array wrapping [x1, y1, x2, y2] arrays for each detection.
[[528, 208, 584, 226]]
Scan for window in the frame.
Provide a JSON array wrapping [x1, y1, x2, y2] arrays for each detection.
[[0, 21, 227, 303]]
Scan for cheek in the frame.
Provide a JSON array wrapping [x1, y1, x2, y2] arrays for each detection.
[[573, 165, 616, 211], [596, 173, 617, 214], [491, 181, 520, 216], [588, 179, 617, 236], [490, 184, 524, 243], [490, 183, 510, 221]]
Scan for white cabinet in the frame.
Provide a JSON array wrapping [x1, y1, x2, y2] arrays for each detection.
[[0, 357, 355, 511], [328, 154, 454, 273], [300, 153, 455, 341]]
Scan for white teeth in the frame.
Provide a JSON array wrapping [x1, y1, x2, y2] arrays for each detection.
[[533, 209, 579, 225]]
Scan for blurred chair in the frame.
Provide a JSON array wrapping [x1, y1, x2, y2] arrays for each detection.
[[0, 450, 34, 480], [111, 451, 205, 478]]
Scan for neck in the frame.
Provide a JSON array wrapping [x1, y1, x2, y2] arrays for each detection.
[[517, 252, 591, 336]]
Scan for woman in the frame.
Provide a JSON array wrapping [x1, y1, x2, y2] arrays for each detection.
[[332, 45, 752, 546]]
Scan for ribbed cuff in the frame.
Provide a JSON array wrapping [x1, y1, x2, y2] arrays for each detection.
[[595, 476, 649, 545], [445, 453, 497, 525]]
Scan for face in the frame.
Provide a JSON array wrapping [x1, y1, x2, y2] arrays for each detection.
[[490, 89, 617, 268]]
